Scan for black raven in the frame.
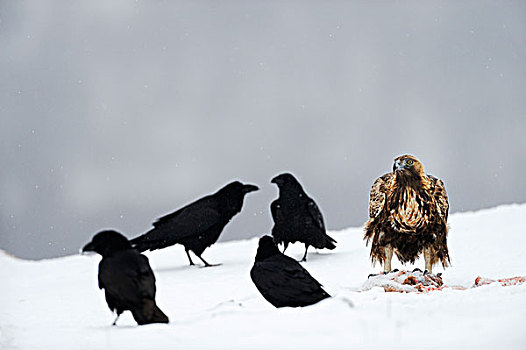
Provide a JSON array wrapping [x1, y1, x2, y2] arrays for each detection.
[[250, 235, 330, 308], [82, 230, 169, 326], [130, 181, 258, 267], [270, 173, 336, 261]]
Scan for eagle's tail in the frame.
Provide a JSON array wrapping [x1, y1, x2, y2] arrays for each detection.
[[363, 218, 385, 266], [432, 232, 451, 269]]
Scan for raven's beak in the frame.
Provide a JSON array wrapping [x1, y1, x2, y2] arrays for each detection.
[[243, 184, 259, 193], [81, 241, 95, 254]]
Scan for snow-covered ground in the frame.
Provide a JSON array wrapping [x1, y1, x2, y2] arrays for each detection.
[[1, 204, 526, 349]]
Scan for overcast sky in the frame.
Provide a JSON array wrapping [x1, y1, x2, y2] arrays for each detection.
[[1, 1, 525, 260]]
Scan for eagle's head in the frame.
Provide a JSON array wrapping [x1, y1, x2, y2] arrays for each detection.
[[393, 155, 425, 176]]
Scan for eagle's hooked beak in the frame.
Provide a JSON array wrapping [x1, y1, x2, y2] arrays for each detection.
[[393, 160, 401, 172], [393, 160, 407, 172]]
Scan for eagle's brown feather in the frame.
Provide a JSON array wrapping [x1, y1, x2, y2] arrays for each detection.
[[364, 155, 450, 272]]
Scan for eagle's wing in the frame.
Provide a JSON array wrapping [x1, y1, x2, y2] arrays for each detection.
[[428, 175, 449, 221], [368, 173, 393, 219]]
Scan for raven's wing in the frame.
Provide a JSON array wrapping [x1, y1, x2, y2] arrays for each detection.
[[99, 251, 156, 309], [153, 195, 221, 231], [270, 199, 283, 223], [428, 175, 449, 221], [270, 199, 287, 243], [250, 255, 329, 307], [306, 199, 325, 230], [368, 173, 393, 219], [135, 254, 156, 299], [133, 198, 222, 248]]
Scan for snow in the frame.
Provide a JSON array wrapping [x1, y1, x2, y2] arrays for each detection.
[[1, 204, 526, 349]]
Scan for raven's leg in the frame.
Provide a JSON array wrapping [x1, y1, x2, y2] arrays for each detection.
[[300, 244, 309, 262], [185, 249, 195, 266], [424, 247, 433, 274], [384, 245, 393, 273], [197, 254, 221, 267], [112, 313, 121, 326], [282, 242, 289, 253]]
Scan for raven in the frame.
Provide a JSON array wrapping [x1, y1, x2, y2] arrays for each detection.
[[270, 173, 336, 261], [82, 230, 169, 326], [130, 181, 258, 267], [250, 235, 330, 308]]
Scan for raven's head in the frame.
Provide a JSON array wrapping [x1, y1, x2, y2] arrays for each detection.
[[254, 235, 281, 262], [220, 181, 259, 195], [214, 181, 259, 215], [392, 155, 425, 176], [81, 230, 131, 257], [271, 173, 302, 188]]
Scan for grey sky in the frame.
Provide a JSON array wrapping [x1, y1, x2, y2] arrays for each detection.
[[1, 1, 525, 259]]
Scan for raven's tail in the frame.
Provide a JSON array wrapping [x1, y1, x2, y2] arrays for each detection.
[[323, 234, 337, 250], [132, 300, 169, 325], [130, 228, 176, 252], [129, 234, 151, 252]]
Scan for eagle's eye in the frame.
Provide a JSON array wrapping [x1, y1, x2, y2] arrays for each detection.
[[407, 159, 414, 165]]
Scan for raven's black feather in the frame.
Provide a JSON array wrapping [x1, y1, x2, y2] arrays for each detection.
[[270, 173, 336, 261], [82, 230, 169, 326], [250, 236, 330, 308], [130, 181, 258, 266]]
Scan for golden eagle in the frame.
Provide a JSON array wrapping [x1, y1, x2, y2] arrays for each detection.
[[364, 155, 450, 273]]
